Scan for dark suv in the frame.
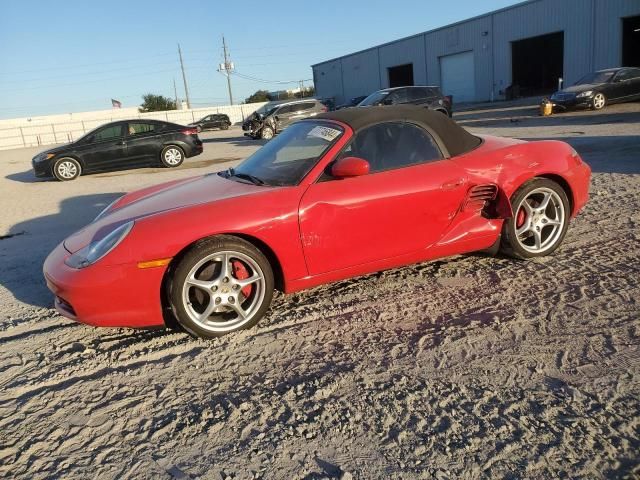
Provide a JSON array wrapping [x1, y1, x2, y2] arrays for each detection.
[[188, 113, 231, 132], [358, 86, 452, 117], [242, 99, 328, 140]]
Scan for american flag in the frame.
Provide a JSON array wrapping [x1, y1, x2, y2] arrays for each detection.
[[111, 99, 122, 108]]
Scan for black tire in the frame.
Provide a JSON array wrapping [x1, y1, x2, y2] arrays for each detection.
[[221, 124, 230, 130], [592, 92, 606, 110], [261, 126, 274, 140], [500, 178, 570, 259], [53, 157, 81, 181], [161, 145, 185, 168], [168, 235, 274, 339]]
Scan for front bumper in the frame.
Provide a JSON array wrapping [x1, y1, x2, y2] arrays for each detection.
[[551, 95, 592, 111], [32, 159, 51, 178], [43, 241, 167, 328]]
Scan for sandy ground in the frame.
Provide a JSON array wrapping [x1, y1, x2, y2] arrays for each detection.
[[1, 103, 639, 479]]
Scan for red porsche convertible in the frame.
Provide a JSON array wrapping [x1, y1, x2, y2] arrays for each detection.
[[43, 106, 590, 338]]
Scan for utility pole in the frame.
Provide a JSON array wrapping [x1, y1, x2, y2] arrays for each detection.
[[178, 44, 191, 109], [221, 35, 234, 105], [173, 78, 179, 109]]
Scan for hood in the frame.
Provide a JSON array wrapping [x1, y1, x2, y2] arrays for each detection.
[[63, 173, 278, 253], [557, 83, 601, 94], [38, 143, 71, 156]]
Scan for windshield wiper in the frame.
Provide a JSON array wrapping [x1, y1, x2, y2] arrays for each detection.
[[224, 168, 265, 186]]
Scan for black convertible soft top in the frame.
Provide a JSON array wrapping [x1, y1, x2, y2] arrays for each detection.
[[314, 104, 481, 158]]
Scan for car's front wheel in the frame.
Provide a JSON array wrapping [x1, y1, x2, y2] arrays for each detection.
[[500, 178, 570, 259], [161, 145, 185, 168], [261, 126, 274, 140], [53, 157, 81, 181], [168, 236, 274, 338], [592, 93, 606, 110]]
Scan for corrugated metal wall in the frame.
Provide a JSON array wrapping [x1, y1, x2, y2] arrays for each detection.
[[313, 0, 640, 104]]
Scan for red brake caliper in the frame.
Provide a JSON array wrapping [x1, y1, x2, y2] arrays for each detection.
[[516, 207, 526, 228], [232, 260, 252, 297]]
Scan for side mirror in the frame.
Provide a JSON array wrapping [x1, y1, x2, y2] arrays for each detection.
[[382, 97, 394, 105], [331, 156, 370, 178]]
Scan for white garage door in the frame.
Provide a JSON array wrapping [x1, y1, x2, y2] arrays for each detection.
[[440, 51, 475, 103]]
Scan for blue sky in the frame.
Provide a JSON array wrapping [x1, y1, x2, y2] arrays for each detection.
[[0, 0, 520, 119]]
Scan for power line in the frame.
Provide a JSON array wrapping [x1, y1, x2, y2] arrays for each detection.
[[232, 71, 312, 85]]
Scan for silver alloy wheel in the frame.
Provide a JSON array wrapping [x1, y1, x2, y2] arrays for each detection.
[[593, 93, 606, 110], [261, 127, 273, 140], [514, 187, 566, 254], [57, 160, 78, 179], [181, 250, 266, 333], [164, 147, 183, 165]]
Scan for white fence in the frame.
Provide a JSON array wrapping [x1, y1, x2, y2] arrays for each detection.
[[0, 102, 268, 151]]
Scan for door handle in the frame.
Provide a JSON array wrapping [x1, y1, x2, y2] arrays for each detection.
[[117, 140, 126, 146], [441, 178, 465, 190]]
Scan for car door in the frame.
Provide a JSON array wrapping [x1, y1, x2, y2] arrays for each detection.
[[274, 105, 295, 130], [298, 121, 468, 275], [605, 70, 630, 101], [205, 115, 217, 129], [627, 69, 640, 100], [407, 87, 429, 106], [74, 123, 126, 172], [289, 102, 315, 122], [614, 69, 639, 100], [125, 122, 164, 165]]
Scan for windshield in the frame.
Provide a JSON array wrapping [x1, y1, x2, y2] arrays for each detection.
[[224, 121, 344, 186], [575, 71, 614, 85], [358, 90, 390, 106]]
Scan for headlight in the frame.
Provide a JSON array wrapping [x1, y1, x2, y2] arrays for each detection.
[[34, 153, 55, 162], [576, 91, 593, 98], [94, 196, 124, 222], [65, 221, 134, 269]]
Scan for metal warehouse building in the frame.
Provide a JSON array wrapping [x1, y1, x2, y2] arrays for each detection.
[[312, 0, 640, 105]]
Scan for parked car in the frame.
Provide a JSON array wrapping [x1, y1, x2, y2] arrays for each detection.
[[551, 67, 640, 111], [43, 105, 590, 339], [188, 113, 231, 132], [358, 86, 452, 116], [336, 95, 367, 110], [242, 99, 328, 140], [32, 120, 203, 181]]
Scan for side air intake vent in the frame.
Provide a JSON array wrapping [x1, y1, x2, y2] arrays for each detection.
[[464, 184, 498, 212]]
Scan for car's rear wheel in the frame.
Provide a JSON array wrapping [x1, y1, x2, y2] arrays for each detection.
[[261, 126, 274, 140], [168, 236, 274, 339], [500, 178, 570, 259], [161, 145, 185, 168], [221, 124, 230, 130], [592, 93, 606, 110], [53, 157, 81, 181]]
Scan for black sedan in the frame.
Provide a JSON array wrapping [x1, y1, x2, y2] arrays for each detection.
[[188, 113, 231, 132], [32, 120, 203, 181], [551, 67, 640, 111]]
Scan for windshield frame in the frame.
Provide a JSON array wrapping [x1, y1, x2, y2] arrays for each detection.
[[222, 120, 345, 187]]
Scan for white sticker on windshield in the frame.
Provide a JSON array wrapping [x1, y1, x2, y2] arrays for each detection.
[[308, 125, 341, 142]]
